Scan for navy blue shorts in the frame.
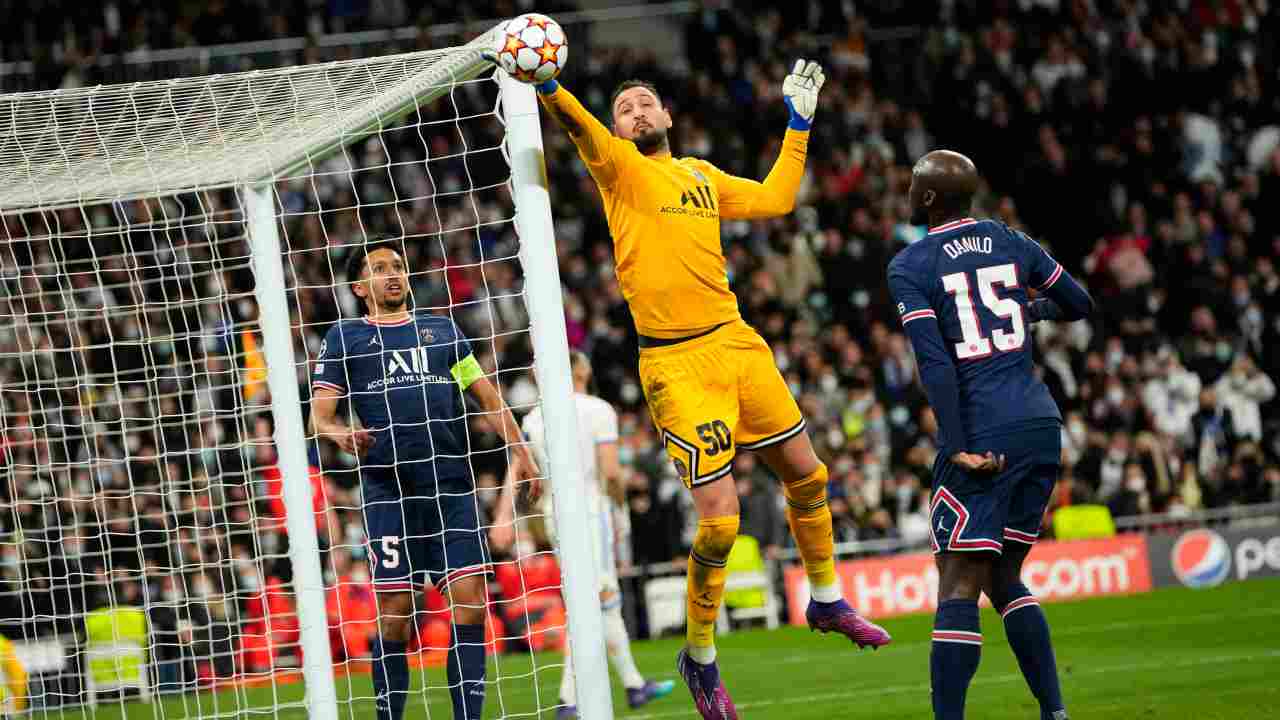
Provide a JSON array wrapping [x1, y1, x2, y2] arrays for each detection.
[[361, 464, 489, 592], [930, 426, 1061, 555]]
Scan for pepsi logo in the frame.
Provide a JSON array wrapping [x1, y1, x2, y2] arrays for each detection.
[[1170, 529, 1231, 588]]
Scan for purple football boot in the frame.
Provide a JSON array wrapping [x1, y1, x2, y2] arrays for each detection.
[[676, 649, 738, 720], [805, 598, 892, 649]]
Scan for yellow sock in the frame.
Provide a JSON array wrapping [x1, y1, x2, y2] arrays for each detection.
[[685, 515, 740, 659], [784, 463, 840, 601]]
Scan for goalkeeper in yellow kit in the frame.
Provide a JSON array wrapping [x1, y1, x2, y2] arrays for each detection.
[[486, 52, 892, 719], [0, 634, 27, 716]]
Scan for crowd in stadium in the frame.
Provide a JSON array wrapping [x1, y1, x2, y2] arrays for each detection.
[[1, 0, 1279, 687]]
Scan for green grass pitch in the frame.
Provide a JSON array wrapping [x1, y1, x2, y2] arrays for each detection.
[[64, 579, 1279, 719]]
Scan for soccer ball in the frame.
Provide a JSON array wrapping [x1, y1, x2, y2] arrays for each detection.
[[494, 13, 568, 84]]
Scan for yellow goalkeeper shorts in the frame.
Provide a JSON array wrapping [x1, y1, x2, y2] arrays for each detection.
[[639, 319, 805, 488]]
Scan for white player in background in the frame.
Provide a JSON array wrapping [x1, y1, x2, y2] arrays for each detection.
[[490, 352, 674, 718]]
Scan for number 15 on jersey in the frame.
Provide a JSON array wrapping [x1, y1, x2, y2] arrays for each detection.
[[941, 263, 1026, 360]]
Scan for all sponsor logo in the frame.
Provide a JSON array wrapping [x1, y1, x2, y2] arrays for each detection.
[[1170, 529, 1232, 588]]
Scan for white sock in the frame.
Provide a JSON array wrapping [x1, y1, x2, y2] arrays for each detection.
[[604, 604, 645, 690], [810, 582, 842, 603], [560, 640, 576, 706], [687, 644, 716, 665]]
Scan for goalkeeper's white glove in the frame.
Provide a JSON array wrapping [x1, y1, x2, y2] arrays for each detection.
[[479, 47, 560, 94], [782, 59, 825, 130]]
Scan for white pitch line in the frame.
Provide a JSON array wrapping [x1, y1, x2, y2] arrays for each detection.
[[627, 649, 1280, 719], [744, 605, 1280, 665], [244, 607, 1280, 719]]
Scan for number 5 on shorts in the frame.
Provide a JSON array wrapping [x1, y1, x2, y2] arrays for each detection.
[[380, 536, 401, 568]]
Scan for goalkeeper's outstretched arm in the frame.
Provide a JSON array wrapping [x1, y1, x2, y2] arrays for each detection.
[[480, 48, 623, 185], [700, 60, 825, 220], [535, 81, 628, 188]]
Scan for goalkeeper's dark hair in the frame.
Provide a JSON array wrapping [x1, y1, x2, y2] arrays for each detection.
[[345, 239, 404, 285], [610, 80, 662, 116]]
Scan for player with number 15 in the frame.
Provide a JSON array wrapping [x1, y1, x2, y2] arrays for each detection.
[[887, 150, 1094, 720]]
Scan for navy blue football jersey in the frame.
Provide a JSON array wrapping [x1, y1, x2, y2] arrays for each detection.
[[312, 312, 481, 486], [888, 218, 1084, 449]]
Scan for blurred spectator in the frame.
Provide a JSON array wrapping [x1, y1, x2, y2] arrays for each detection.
[[1108, 462, 1152, 519], [1191, 388, 1237, 484], [1142, 350, 1202, 442], [1213, 354, 1275, 441]]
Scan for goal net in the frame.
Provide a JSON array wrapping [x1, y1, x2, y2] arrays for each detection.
[[0, 25, 609, 720]]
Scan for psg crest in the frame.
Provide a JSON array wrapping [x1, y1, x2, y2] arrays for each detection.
[[420, 327, 435, 344]]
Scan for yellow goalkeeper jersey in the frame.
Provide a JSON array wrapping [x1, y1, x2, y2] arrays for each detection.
[[539, 85, 809, 339], [0, 634, 27, 713]]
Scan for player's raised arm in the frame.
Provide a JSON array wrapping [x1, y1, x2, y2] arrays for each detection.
[[703, 60, 824, 220], [534, 81, 632, 187], [483, 35, 625, 187]]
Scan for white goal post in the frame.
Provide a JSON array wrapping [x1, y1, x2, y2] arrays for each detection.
[[0, 23, 611, 720]]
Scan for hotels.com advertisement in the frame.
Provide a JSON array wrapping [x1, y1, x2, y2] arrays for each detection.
[[783, 536, 1153, 623]]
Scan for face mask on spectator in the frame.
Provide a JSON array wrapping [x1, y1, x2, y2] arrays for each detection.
[[1107, 387, 1126, 406], [1068, 420, 1086, 441], [827, 427, 843, 449], [621, 381, 639, 405], [1125, 476, 1145, 493]]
